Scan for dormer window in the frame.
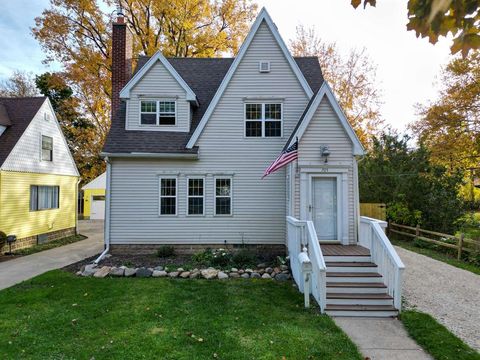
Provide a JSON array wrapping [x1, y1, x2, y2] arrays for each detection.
[[140, 100, 176, 126]]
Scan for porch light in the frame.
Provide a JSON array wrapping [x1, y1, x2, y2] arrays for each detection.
[[320, 146, 330, 163], [5, 235, 16, 255]]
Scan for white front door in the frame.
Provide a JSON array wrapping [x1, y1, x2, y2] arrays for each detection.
[[312, 177, 339, 241], [90, 196, 105, 220]]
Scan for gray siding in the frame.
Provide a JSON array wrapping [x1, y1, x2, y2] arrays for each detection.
[[109, 21, 310, 245], [126, 60, 190, 132], [295, 97, 356, 243]]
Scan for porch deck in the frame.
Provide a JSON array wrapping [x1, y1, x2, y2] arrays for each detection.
[[321, 244, 370, 256]]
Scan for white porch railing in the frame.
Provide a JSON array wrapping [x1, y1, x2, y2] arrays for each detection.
[[359, 216, 405, 310], [286, 216, 327, 312]]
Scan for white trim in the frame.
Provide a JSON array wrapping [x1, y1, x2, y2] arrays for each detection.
[[213, 176, 233, 216], [186, 7, 313, 148], [82, 172, 106, 190], [101, 152, 198, 160], [288, 82, 364, 156], [119, 51, 197, 103], [243, 102, 283, 138], [186, 176, 205, 216], [158, 176, 178, 216]]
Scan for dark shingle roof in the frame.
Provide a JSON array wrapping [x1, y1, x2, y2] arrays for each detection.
[[0, 97, 46, 166], [103, 56, 323, 155]]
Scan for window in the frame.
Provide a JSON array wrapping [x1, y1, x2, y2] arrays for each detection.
[[215, 178, 232, 215], [159, 178, 177, 215], [188, 178, 204, 215], [30, 185, 59, 211], [245, 103, 282, 137], [140, 100, 176, 126], [41, 135, 53, 161]]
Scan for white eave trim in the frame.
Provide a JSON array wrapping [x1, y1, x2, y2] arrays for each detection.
[[100, 152, 198, 160], [186, 7, 314, 149], [119, 50, 198, 104], [288, 82, 365, 156]]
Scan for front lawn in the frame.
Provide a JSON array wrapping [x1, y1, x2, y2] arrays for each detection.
[[0, 271, 361, 359]]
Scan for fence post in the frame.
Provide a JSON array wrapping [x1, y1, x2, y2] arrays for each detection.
[[457, 233, 464, 260], [415, 224, 420, 237], [387, 220, 391, 236]]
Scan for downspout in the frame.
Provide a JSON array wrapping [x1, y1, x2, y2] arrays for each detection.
[[94, 157, 111, 264], [353, 155, 364, 243], [75, 177, 81, 235]]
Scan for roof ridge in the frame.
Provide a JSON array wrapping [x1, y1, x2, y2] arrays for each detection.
[[0, 96, 46, 100]]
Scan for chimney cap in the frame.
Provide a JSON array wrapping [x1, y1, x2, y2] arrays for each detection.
[[116, 2, 125, 23]]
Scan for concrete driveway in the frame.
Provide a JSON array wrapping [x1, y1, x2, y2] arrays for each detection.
[[0, 220, 104, 290]]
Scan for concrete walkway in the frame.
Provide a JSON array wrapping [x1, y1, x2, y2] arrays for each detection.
[[0, 220, 103, 290], [334, 317, 432, 360]]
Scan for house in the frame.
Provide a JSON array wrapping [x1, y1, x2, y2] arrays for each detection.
[[102, 8, 404, 316], [0, 97, 79, 253], [82, 172, 106, 220]]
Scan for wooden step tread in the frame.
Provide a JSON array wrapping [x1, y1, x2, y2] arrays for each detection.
[[325, 304, 397, 311], [327, 293, 393, 300], [327, 272, 382, 277], [327, 282, 387, 288], [326, 262, 377, 267]]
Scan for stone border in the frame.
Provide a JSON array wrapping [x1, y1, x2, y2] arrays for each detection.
[[78, 263, 291, 281]]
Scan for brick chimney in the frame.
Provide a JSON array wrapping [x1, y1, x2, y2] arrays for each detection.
[[111, 6, 132, 120]]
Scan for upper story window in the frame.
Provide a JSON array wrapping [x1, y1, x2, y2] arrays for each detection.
[[140, 100, 176, 126], [41, 135, 53, 161], [245, 103, 282, 138]]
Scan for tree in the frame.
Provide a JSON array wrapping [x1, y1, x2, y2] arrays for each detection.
[[35, 72, 104, 183], [289, 25, 383, 145], [32, 0, 257, 173], [0, 70, 39, 97], [359, 132, 465, 233], [351, 0, 480, 56]]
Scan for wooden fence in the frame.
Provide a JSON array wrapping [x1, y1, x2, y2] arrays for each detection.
[[389, 222, 480, 260], [360, 203, 387, 221]]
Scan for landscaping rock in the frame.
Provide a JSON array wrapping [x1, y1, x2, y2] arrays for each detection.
[[229, 272, 240, 278], [82, 264, 97, 277], [258, 269, 265, 275], [201, 268, 218, 280], [261, 273, 272, 279], [136, 268, 153, 278], [238, 269, 245, 274], [152, 270, 167, 277], [275, 273, 289, 281], [76, 271, 82, 276], [109, 267, 124, 277], [281, 270, 289, 274], [189, 271, 200, 279], [93, 266, 111, 278], [177, 268, 185, 272], [169, 272, 179, 278], [241, 273, 250, 279], [274, 267, 281, 273], [154, 266, 164, 271], [257, 263, 266, 269], [179, 272, 191, 278], [271, 271, 277, 278], [251, 272, 261, 279], [218, 271, 229, 280], [265, 267, 273, 274], [280, 265, 289, 271], [231, 267, 238, 272], [245, 268, 253, 273], [124, 268, 137, 277]]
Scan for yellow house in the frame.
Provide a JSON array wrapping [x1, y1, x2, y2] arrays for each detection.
[[0, 97, 80, 253], [82, 172, 106, 220]]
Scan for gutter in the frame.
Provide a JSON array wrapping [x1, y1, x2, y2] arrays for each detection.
[[100, 152, 198, 160], [94, 157, 112, 264]]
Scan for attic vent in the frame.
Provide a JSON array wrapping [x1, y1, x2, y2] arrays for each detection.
[[259, 61, 270, 73], [44, 113, 50, 121]]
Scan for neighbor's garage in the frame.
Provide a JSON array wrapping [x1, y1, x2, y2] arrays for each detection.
[[82, 172, 106, 220]]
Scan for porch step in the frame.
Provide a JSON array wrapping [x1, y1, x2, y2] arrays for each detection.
[[326, 272, 383, 283], [326, 262, 377, 273], [327, 282, 388, 294], [324, 255, 371, 262], [327, 293, 393, 306], [325, 304, 398, 317]]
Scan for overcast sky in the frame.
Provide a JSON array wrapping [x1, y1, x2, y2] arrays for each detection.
[[0, 0, 454, 131]]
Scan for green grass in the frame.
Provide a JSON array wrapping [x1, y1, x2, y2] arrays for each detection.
[[14, 234, 87, 256], [401, 310, 480, 360], [0, 270, 361, 359], [391, 238, 480, 275]]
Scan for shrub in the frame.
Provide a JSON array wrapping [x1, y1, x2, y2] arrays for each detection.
[[192, 248, 214, 265], [191, 248, 233, 267], [232, 249, 257, 267], [157, 245, 175, 258], [0, 231, 6, 249]]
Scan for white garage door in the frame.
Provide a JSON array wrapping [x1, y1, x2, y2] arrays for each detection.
[[91, 195, 105, 220]]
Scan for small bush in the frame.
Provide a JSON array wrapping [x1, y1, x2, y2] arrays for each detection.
[[157, 246, 175, 258], [0, 231, 6, 249], [232, 249, 257, 267], [191, 248, 234, 267]]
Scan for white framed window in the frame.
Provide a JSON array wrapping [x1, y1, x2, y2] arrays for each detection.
[[140, 100, 176, 126], [41, 135, 53, 161], [30, 185, 59, 211], [214, 177, 232, 216], [187, 178, 204, 215], [159, 177, 177, 215], [245, 103, 282, 138]]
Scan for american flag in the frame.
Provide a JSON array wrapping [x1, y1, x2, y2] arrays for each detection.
[[262, 140, 298, 179]]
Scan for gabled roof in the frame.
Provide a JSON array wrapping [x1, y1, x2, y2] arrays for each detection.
[[82, 172, 106, 190], [103, 56, 323, 155], [186, 7, 314, 148], [119, 50, 198, 103], [285, 82, 364, 155], [0, 97, 46, 166]]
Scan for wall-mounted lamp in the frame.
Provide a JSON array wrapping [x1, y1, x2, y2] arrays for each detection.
[[320, 145, 330, 163]]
